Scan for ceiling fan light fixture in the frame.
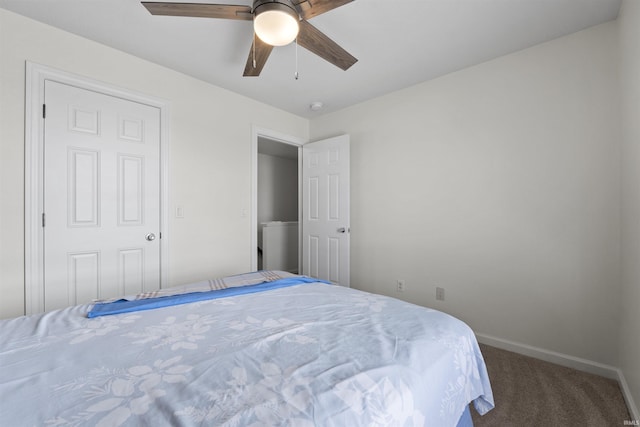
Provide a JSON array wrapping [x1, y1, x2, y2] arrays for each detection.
[[254, 2, 299, 47]]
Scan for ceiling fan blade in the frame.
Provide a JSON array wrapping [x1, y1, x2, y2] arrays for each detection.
[[296, 20, 357, 71], [142, 2, 252, 20], [292, 0, 353, 20], [243, 36, 274, 76]]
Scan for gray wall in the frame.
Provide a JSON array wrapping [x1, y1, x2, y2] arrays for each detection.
[[257, 153, 298, 226], [311, 21, 620, 367], [619, 0, 640, 418]]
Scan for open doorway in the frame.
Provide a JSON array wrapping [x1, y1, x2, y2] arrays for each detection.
[[251, 128, 304, 273], [257, 137, 299, 272]]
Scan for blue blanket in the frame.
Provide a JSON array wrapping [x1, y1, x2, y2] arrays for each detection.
[[88, 276, 326, 318]]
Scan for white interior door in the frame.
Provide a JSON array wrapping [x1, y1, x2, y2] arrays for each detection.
[[43, 80, 161, 311], [302, 135, 350, 286]]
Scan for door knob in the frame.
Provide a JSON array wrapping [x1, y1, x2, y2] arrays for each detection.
[[145, 233, 156, 241], [337, 227, 347, 234]]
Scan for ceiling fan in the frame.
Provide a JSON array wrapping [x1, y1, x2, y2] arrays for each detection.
[[142, 0, 358, 76]]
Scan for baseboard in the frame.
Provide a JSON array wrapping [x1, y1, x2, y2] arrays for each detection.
[[476, 333, 639, 421], [476, 333, 619, 378], [617, 368, 640, 421]]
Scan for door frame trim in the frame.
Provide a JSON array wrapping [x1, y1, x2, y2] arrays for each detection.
[[250, 126, 306, 271], [24, 62, 171, 315]]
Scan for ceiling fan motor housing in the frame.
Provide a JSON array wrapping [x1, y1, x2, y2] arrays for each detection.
[[252, 0, 300, 15]]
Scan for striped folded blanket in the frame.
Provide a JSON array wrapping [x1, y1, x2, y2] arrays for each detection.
[[88, 273, 326, 318], [96, 270, 299, 302]]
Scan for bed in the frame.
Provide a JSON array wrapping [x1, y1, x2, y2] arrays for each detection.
[[0, 271, 493, 426]]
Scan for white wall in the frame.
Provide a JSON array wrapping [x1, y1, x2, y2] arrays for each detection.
[[310, 22, 621, 366], [257, 153, 298, 225], [0, 9, 308, 319], [618, 0, 640, 417]]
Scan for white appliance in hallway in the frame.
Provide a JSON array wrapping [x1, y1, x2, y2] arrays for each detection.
[[261, 221, 298, 273]]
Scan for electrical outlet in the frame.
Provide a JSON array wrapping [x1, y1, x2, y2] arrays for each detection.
[[396, 280, 405, 292], [436, 287, 445, 301]]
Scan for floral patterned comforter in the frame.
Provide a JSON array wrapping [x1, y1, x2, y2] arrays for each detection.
[[0, 276, 493, 426]]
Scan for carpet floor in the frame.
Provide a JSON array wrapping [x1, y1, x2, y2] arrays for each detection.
[[471, 344, 631, 427]]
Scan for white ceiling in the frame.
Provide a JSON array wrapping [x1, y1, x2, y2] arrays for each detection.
[[0, 0, 621, 118]]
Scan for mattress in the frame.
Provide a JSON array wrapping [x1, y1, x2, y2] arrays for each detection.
[[0, 272, 494, 426]]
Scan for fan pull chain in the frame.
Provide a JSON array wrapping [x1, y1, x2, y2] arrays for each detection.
[[294, 38, 299, 80]]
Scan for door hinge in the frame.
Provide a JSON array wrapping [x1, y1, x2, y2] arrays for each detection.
[[42, 104, 46, 119], [42, 213, 45, 227]]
